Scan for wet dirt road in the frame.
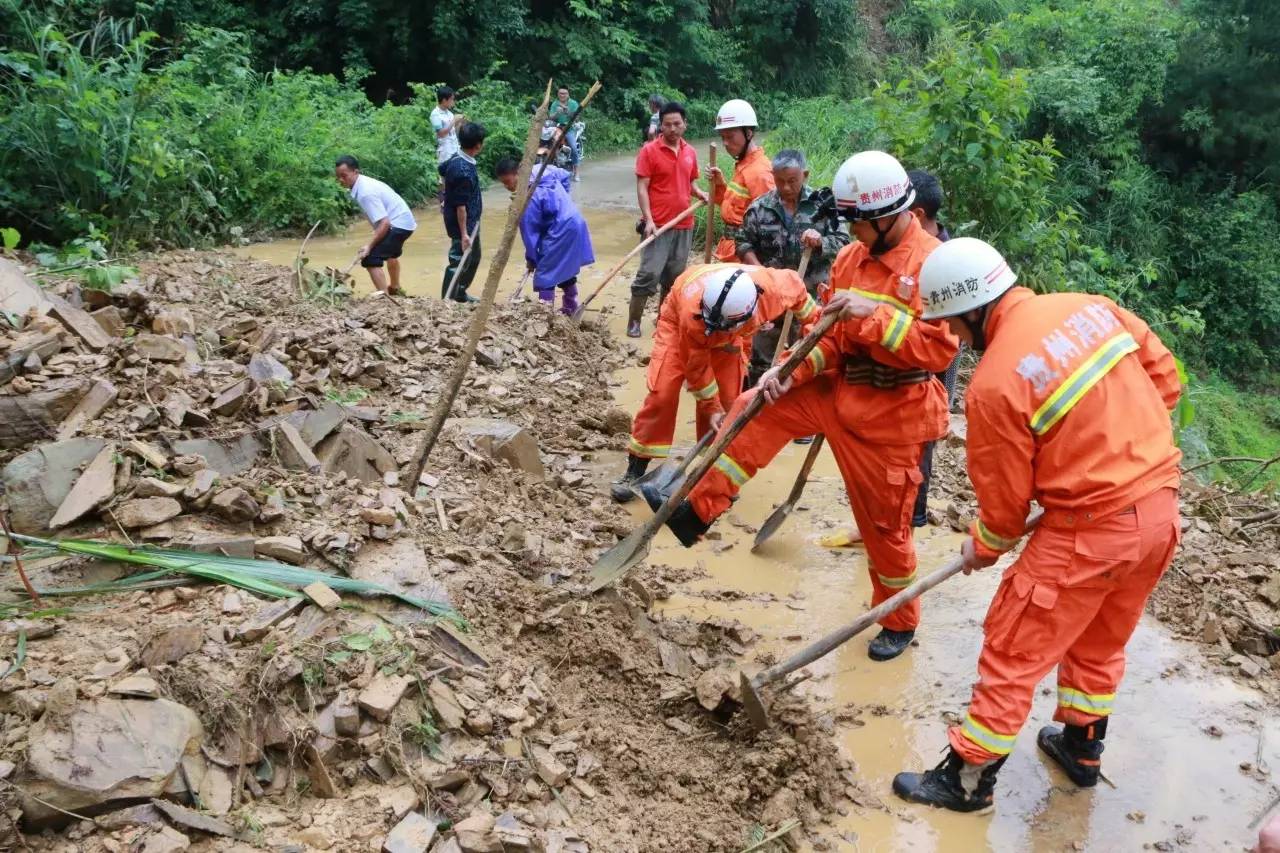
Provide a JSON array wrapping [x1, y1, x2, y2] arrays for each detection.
[[242, 150, 1277, 852]]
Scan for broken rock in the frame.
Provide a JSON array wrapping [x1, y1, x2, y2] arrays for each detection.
[[170, 434, 262, 477], [358, 673, 414, 722], [382, 811, 437, 853], [236, 597, 305, 642], [302, 581, 342, 612], [48, 293, 114, 350], [0, 376, 92, 449], [447, 418, 545, 481], [1, 437, 106, 532], [255, 535, 306, 564], [139, 625, 204, 667], [115, 497, 182, 529], [55, 378, 118, 439], [210, 486, 260, 522], [19, 697, 203, 826], [0, 257, 51, 319], [48, 442, 117, 529], [316, 423, 397, 483], [132, 333, 188, 362]]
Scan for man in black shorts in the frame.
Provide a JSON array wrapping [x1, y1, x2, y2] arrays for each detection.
[[334, 154, 417, 295]]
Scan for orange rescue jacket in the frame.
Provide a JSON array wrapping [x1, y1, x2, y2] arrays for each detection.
[[787, 216, 958, 445], [653, 263, 819, 413], [966, 287, 1183, 560], [713, 147, 775, 262]]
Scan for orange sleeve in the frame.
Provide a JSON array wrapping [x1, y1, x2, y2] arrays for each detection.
[[746, 160, 775, 198], [1114, 301, 1181, 412], [854, 304, 959, 372], [679, 321, 723, 414], [712, 183, 726, 205], [784, 335, 839, 387], [965, 390, 1035, 560]]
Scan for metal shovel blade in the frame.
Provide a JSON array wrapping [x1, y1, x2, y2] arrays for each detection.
[[586, 525, 652, 593], [751, 435, 826, 552], [740, 671, 770, 731]]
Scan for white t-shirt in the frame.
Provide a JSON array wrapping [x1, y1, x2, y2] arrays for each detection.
[[349, 175, 416, 231], [431, 106, 460, 163]]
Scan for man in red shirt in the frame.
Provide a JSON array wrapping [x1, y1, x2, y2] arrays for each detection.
[[629, 101, 711, 338]]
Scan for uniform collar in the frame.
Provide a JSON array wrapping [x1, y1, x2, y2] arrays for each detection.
[[766, 185, 815, 213], [856, 214, 928, 276], [459, 151, 477, 165], [656, 136, 688, 156], [983, 286, 1036, 343]]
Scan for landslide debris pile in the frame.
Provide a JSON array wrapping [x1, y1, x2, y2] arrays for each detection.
[[0, 252, 864, 852], [929, 418, 1280, 698]]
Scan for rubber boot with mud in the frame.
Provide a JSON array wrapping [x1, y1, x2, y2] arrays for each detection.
[[892, 748, 1006, 814], [626, 293, 647, 338], [609, 454, 651, 503], [638, 482, 710, 547], [1037, 718, 1106, 787], [868, 627, 915, 661]]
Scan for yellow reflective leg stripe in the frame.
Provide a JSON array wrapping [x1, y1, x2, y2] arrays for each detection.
[[879, 307, 912, 352], [627, 438, 671, 458], [960, 714, 1017, 756], [1057, 687, 1115, 716], [975, 518, 1020, 553], [690, 380, 720, 401], [714, 453, 751, 487], [1030, 333, 1139, 435], [806, 346, 826, 373], [842, 286, 913, 314], [877, 571, 917, 589]]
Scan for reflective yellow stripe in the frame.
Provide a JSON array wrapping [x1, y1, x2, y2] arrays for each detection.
[[796, 296, 818, 321], [974, 518, 1019, 553], [877, 571, 917, 589], [714, 453, 750, 487], [880, 307, 912, 352], [806, 347, 826, 374], [1030, 332, 1138, 435], [690, 380, 720, 401], [627, 438, 671, 459], [960, 714, 1017, 756], [1057, 687, 1115, 716], [726, 180, 749, 198], [843, 286, 912, 314]]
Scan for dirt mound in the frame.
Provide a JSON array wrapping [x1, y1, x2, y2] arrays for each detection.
[[0, 251, 864, 851]]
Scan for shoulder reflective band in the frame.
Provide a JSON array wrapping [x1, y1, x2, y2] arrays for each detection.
[[1029, 332, 1139, 435]]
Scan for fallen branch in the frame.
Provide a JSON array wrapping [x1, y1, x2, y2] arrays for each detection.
[[1182, 456, 1268, 476], [738, 820, 800, 853]]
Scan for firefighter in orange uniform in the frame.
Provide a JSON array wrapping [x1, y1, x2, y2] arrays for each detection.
[[610, 264, 819, 502], [892, 238, 1183, 813], [708, 100, 775, 262], [644, 151, 959, 662]]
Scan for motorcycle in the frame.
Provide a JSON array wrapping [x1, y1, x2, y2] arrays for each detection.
[[539, 119, 585, 172]]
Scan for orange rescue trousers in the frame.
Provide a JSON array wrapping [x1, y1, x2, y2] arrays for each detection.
[[627, 345, 745, 459], [689, 376, 925, 632], [950, 487, 1181, 763]]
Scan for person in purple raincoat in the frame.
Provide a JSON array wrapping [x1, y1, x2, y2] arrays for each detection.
[[495, 158, 595, 315]]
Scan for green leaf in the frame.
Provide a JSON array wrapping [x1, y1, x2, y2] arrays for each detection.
[[343, 634, 374, 651], [0, 228, 19, 250]]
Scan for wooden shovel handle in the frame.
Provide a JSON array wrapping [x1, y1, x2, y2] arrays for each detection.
[[769, 246, 815, 363], [752, 510, 1044, 690], [574, 199, 706, 318], [647, 310, 841, 529], [703, 143, 717, 263]]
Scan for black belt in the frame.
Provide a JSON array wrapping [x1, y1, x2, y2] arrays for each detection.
[[843, 357, 931, 389]]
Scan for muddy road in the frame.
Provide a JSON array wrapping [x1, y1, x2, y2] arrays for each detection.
[[244, 150, 1278, 851]]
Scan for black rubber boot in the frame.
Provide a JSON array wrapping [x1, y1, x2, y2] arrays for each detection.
[[893, 748, 1006, 814], [1037, 718, 1106, 787], [626, 293, 647, 338], [639, 482, 711, 547], [609, 455, 651, 503], [868, 628, 916, 661]]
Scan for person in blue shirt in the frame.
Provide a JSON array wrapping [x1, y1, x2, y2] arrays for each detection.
[[439, 122, 487, 302]]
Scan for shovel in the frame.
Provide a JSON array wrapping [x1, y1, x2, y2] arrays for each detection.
[[738, 510, 1043, 730], [749, 247, 820, 550], [507, 270, 533, 303], [586, 310, 840, 594], [633, 430, 715, 496], [571, 199, 706, 322], [443, 223, 481, 302], [751, 434, 826, 551]]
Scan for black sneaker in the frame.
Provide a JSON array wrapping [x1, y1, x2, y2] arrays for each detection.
[[1037, 720, 1105, 787], [868, 628, 915, 661], [626, 320, 642, 338], [893, 748, 1005, 814], [639, 482, 710, 547]]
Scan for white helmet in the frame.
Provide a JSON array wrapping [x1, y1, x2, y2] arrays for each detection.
[[919, 238, 1018, 320], [833, 151, 915, 222], [699, 267, 759, 333], [715, 99, 758, 131]]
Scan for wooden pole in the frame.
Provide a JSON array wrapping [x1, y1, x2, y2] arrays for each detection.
[[769, 247, 814, 363], [407, 81, 601, 487], [703, 142, 717, 262]]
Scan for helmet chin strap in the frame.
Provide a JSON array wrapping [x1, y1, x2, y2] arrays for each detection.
[[703, 269, 747, 335], [868, 215, 896, 255], [732, 129, 755, 162]]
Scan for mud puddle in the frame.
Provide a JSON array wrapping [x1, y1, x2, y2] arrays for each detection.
[[243, 149, 1278, 851]]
